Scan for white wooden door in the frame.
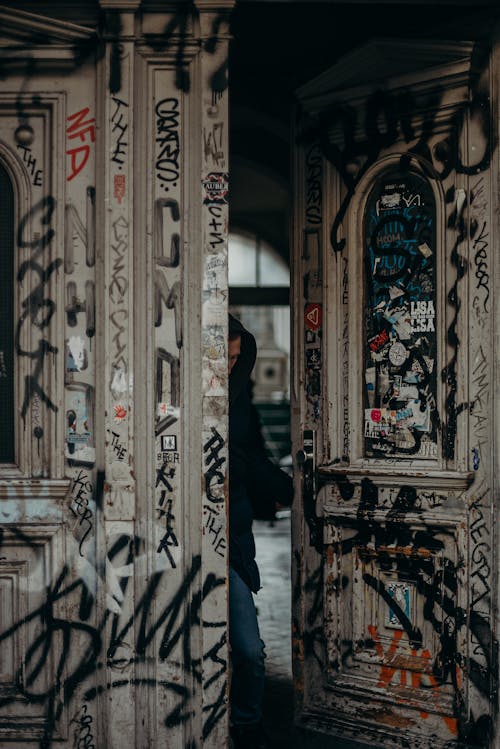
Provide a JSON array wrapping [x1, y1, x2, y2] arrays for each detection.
[[291, 37, 499, 749]]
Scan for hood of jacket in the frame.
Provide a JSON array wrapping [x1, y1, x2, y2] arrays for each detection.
[[229, 314, 257, 406]]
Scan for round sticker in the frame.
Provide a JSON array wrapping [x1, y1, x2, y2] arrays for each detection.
[[388, 342, 408, 366]]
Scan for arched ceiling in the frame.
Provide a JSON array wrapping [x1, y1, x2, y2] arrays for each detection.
[[228, 0, 499, 265]]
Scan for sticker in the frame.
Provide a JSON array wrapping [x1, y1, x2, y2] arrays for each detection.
[[388, 285, 404, 300], [388, 342, 408, 366], [202, 172, 229, 204], [305, 330, 317, 344], [365, 367, 376, 407], [161, 435, 177, 451], [409, 401, 431, 431], [66, 336, 87, 372], [306, 369, 321, 397], [368, 328, 389, 353], [377, 367, 390, 398], [397, 383, 419, 400], [202, 358, 226, 396], [418, 242, 432, 258], [410, 300, 435, 332], [111, 368, 128, 398], [305, 303, 322, 332], [114, 174, 126, 204], [157, 451, 180, 464], [472, 447, 480, 470], [203, 254, 226, 292], [384, 307, 412, 341], [67, 401, 91, 450], [377, 191, 402, 211], [202, 289, 227, 326], [113, 404, 127, 422], [387, 582, 412, 628], [306, 348, 322, 370], [157, 403, 180, 419]]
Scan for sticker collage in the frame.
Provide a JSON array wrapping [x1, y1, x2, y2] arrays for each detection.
[[363, 173, 438, 459]]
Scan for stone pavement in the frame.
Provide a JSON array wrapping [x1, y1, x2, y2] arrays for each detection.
[[253, 514, 369, 749]]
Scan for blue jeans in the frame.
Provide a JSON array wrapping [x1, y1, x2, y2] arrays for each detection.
[[229, 566, 266, 726]]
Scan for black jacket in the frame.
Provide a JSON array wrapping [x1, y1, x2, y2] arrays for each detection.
[[229, 314, 294, 592]]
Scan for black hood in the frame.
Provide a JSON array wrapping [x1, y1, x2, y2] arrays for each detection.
[[229, 314, 257, 406]]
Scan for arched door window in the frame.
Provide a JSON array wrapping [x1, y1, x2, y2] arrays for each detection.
[[363, 171, 438, 460], [0, 163, 15, 463]]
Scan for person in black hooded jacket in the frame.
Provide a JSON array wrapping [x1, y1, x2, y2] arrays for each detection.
[[228, 314, 294, 749]]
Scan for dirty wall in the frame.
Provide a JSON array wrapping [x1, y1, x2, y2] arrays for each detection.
[[292, 36, 500, 749], [0, 2, 233, 747]]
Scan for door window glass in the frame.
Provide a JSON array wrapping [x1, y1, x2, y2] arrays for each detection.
[[363, 171, 438, 459]]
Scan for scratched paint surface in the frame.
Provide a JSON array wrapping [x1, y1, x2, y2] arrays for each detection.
[[292, 39, 497, 749], [0, 4, 231, 748]]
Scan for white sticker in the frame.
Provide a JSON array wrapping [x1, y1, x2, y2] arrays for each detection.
[[388, 342, 408, 366], [157, 403, 180, 419]]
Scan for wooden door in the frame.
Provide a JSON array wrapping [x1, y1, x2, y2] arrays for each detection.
[[291, 38, 499, 749]]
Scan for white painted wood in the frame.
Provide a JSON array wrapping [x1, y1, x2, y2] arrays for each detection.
[[0, 3, 234, 747], [292, 37, 498, 749]]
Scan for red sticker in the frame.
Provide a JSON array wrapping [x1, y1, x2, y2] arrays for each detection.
[[305, 303, 322, 332], [114, 174, 126, 204], [371, 409, 382, 423]]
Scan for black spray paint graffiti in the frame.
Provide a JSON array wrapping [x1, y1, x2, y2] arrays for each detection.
[[155, 198, 180, 268], [66, 280, 96, 341], [109, 430, 127, 460], [471, 345, 489, 463], [204, 122, 225, 166], [157, 497, 179, 567], [17, 144, 43, 186], [441, 188, 470, 460], [204, 505, 227, 558], [305, 142, 323, 226], [203, 427, 226, 504], [154, 195, 182, 350], [16, 197, 60, 430], [69, 468, 94, 557], [324, 476, 497, 746], [472, 221, 490, 312], [156, 459, 179, 568], [206, 203, 226, 252], [70, 704, 95, 749], [300, 83, 493, 255], [0, 7, 228, 124], [154, 272, 182, 344], [65, 187, 96, 272], [155, 98, 180, 192], [144, 9, 229, 94], [111, 96, 129, 167], [0, 533, 227, 749]]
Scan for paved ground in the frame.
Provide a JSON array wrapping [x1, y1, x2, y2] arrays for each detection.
[[254, 514, 369, 749]]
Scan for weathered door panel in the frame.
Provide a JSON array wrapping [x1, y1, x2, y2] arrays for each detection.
[[292, 39, 498, 749], [0, 3, 232, 748]]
